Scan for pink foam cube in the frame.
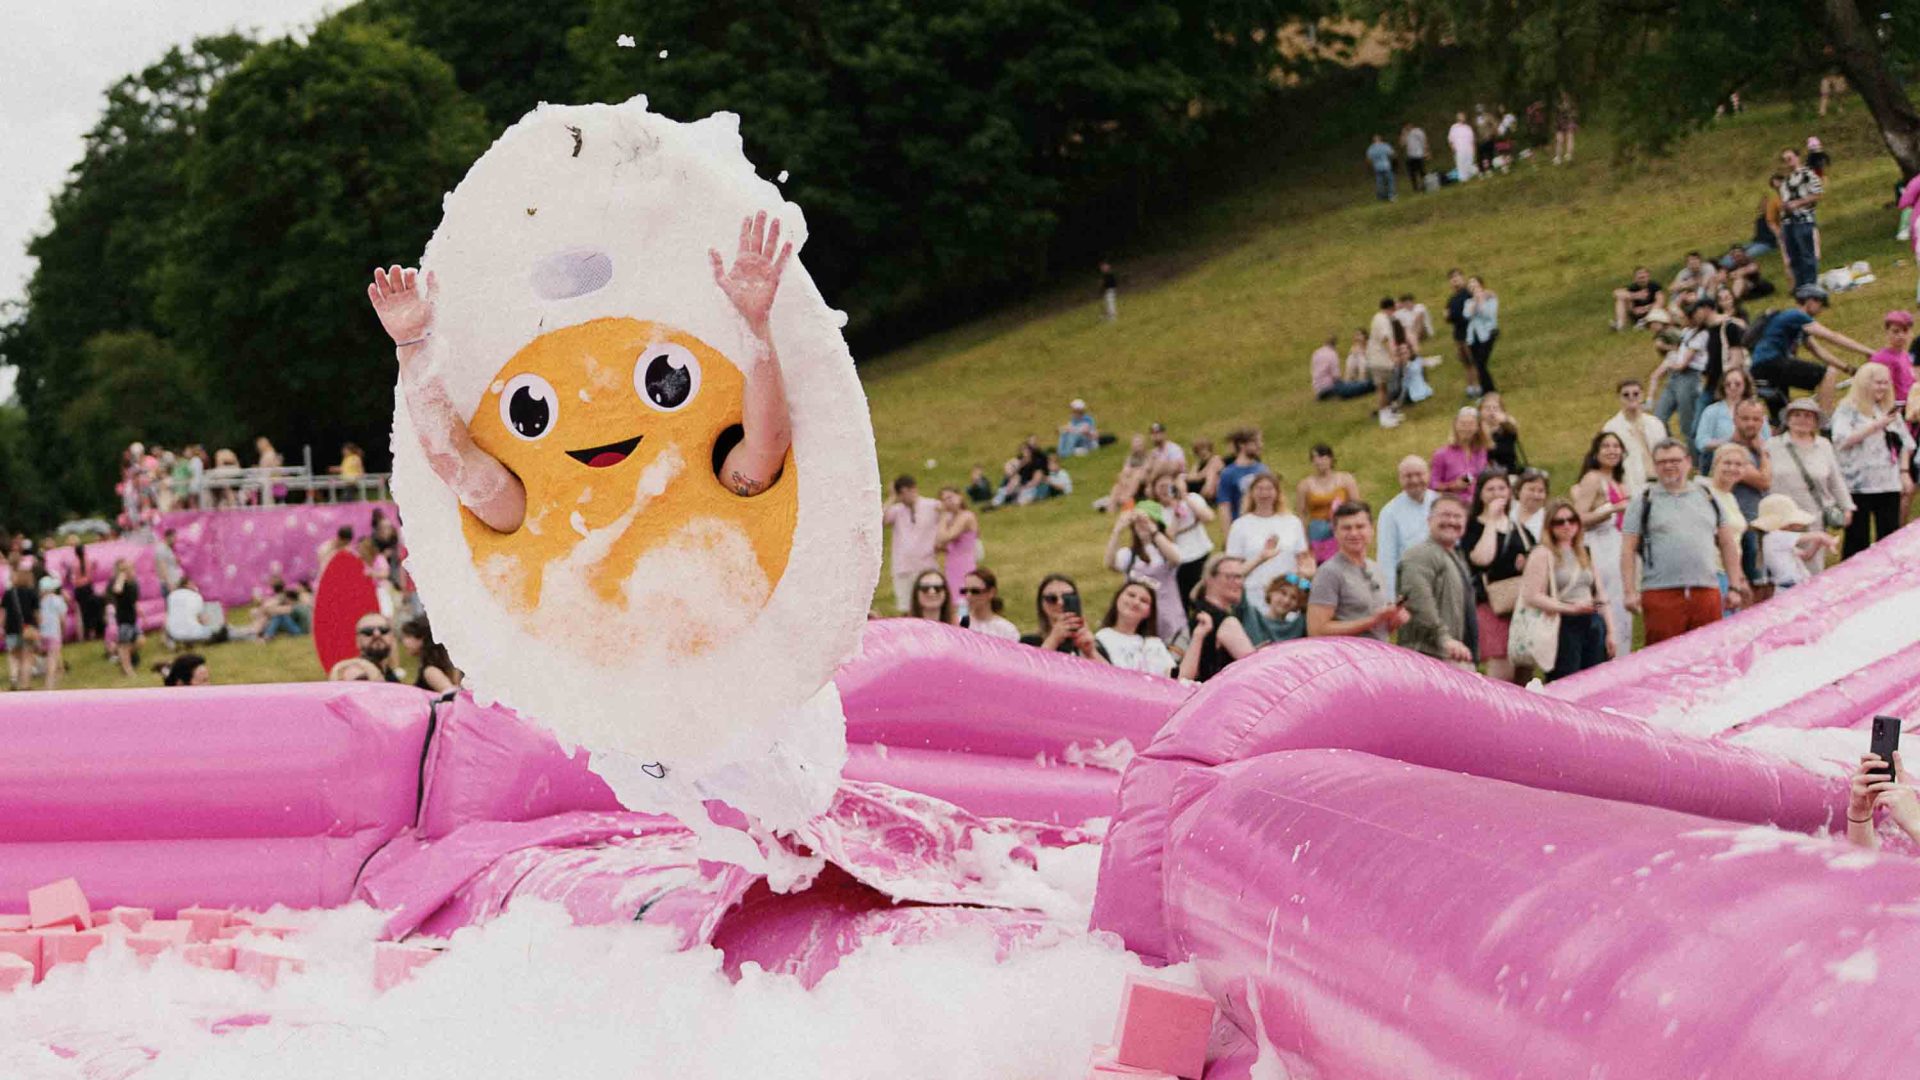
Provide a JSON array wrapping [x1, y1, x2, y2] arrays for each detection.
[[44, 931, 105, 969], [141, 920, 193, 944], [184, 943, 236, 971], [177, 907, 231, 942], [1111, 976, 1215, 1080], [0, 953, 33, 993], [27, 879, 91, 931], [233, 943, 303, 988], [105, 907, 153, 932], [373, 942, 440, 992], [0, 914, 31, 932], [0, 932, 42, 981]]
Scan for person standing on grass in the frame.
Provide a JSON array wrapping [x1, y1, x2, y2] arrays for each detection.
[[1022, 575, 1108, 662], [1777, 148, 1824, 288], [1445, 268, 1474, 386], [1098, 261, 1119, 322], [1572, 432, 1634, 658], [1097, 581, 1176, 677], [1106, 505, 1188, 643], [4, 566, 39, 691], [1396, 293, 1435, 356], [1401, 122, 1428, 191], [36, 576, 66, 691], [107, 559, 140, 678], [882, 475, 942, 614], [1869, 310, 1917, 413], [1770, 398, 1853, 577], [1367, 296, 1405, 427], [1448, 112, 1477, 181], [1621, 440, 1748, 646], [1228, 472, 1315, 611], [1366, 134, 1397, 202], [1307, 502, 1409, 641], [1648, 299, 1716, 446], [1299, 444, 1363, 564], [1603, 379, 1670, 491], [1465, 470, 1535, 684], [1463, 276, 1500, 397], [1522, 499, 1615, 679], [1553, 91, 1578, 164], [1397, 495, 1479, 669], [1830, 363, 1914, 558], [1181, 555, 1256, 682], [935, 485, 980, 595], [1377, 455, 1440, 598], [905, 569, 956, 624]]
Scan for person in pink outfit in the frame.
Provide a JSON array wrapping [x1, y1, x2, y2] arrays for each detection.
[[1430, 407, 1491, 500], [935, 485, 980, 595]]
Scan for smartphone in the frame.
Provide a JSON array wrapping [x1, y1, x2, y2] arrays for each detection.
[[1061, 592, 1082, 618], [1871, 715, 1902, 782]]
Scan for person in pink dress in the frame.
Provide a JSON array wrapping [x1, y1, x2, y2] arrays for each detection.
[[935, 485, 981, 594], [1430, 406, 1492, 500]]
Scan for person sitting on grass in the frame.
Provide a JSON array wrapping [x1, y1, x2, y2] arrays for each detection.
[[166, 576, 245, 647], [1057, 398, 1101, 458], [159, 652, 210, 686], [965, 465, 995, 506], [1611, 267, 1666, 331], [1312, 333, 1374, 401]]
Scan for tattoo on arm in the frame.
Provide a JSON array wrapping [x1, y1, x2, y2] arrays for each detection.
[[728, 470, 768, 497]]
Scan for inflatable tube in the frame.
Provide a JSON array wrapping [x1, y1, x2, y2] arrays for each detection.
[[1091, 639, 1845, 963], [0, 683, 431, 912], [1165, 749, 1920, 1078], [1549, 520, 1920, 731]]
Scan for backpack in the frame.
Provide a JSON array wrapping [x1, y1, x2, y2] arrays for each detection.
[[1741, 309, 1780, 350], [1635, 480, 1722, 571]]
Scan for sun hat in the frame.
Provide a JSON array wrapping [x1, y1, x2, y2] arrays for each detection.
[[1069, 398, 1087, 410], [1753, 493, 1817, 532], [1782, 397, 1823, 420], [1643, 307, 1673, 325]]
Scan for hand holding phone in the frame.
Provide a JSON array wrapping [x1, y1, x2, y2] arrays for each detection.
[[1061, 592, 1082, 618], [1871, 716, 1902, 782]]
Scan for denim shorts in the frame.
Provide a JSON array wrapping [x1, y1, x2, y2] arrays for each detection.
[[3, 633, 18, 652], [116, 624, 139, 644]]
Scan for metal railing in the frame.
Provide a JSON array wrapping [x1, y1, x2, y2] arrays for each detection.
[[194, 466, 391, 508]]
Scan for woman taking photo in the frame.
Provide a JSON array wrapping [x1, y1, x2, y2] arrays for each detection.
[[1184, 438, 1223, 505], [1771, 398, 1854, 576], [1148, 472, 1218, 601], [1463, 275, 1500, 396], [1021, 574, 1107, 662], [1519, 498, 1615, 680], [905, 569, 956, 624], [1430, 407, 1491, 499], [1227, 472, 1314, 613], [1830, 363, 1914, 557], [1180, 556, 1256, 683], [1465, 469, 1536, 684], [1570, 431, 1634, 658], [1297, 444, 1362, 564], [958, 567, 1020, 641], [1105, 505, 1188, 642], [399, 615, 461, 692], [1096, 581, 1176, 676], [1479, 393, 1526, 472], [935, 485, 981, 594]]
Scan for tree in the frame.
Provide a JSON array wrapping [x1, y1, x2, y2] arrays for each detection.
[[346, 0, 594, 128], [55, 331, 225, 510], [1360, 0, 1920, 176], [155, 22, 491, 467], [8, 36, 255, 514]]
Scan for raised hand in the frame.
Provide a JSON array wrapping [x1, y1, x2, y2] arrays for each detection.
[[710, 211, 793, 333], [367, 266, 436, 347]]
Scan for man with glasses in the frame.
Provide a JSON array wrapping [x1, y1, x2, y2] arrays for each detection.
[[1307, 502, 1409, 641], [355, 613, 401, 682], [1603, 378, 1670, 490], [1621, 440, 1748, 645]]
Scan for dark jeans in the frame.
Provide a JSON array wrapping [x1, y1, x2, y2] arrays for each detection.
[[1317, 379, 1375, 400], [1740, 527, 1763, 586], [1373, 168, 1396, 201], [1406, 156, 1426, 190], [1468, 332, 1499, 391], [1548, 611, 1608, 680], [1783, 220, 1818, 287], [1844, 490, 1901, 558]]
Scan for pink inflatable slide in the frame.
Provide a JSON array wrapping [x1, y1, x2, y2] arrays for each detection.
[[4, 538, 1916, 1077]]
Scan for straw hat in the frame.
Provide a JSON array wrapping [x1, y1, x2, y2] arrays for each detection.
[[1643, 307, 1673, 325], [1752, 493, 1816, 532], [1782, 397, 1823, 422]]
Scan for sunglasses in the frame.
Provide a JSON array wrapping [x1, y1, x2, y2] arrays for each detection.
[[1551, 516, 1579, 526], [916, 583, 947, 593], [960, 586, 987, 596], [1041, 592, 1075, 604], [357, 626, 391, 637]]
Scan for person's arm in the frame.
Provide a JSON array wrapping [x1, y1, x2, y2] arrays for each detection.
[[934, 508, 969, 546], [367, 267, 527, 533], [1178, 612, 1212, 679], [1214, 616, 1256, 661], [1717, 524, 1748, 602], [1399, 556, 1443, 634], [1148, 529, 1182, 564], [1741, 443, 1772, 491], [1186, 492, 1217, 524], [1105, 519, 1132, 573], [1342, 474, 1362, 506], [1835, 408, 1892, 451], [1467, 522, 1502, 568], [713, 213, 797, 497], [1807, 322, 1875, 358], [420, 666, 457, 694], [1620, 531, 1643, 611], [1847, 754, 1896, 849]]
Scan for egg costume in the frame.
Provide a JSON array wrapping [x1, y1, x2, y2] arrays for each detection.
[[391, 97, 880, 846]]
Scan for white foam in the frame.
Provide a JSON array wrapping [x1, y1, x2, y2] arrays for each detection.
[[0, 903, 1178, 1080], [393, 98, 881, 836]]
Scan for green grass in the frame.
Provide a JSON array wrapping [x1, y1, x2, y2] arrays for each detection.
[[36, 96, 1906, 689], [25, 609, 324, 692], [863, 100, 1906, 624]]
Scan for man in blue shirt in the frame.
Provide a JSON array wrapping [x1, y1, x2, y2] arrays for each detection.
[[1366, 134, 1396, 202], [1750, 285, 1874, 413], [1215, 428, 1271, 522]]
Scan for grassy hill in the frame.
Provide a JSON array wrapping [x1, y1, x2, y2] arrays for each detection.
[[861, 98, 1906, 623], [38, 92, 1908, 689]]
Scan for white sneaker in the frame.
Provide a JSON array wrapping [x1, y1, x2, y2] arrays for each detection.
[[1378, 408, 1404, 429], [1422, 355, 1447, 369]]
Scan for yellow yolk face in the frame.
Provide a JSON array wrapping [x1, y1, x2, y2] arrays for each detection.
[[461, 317, 797, 633]]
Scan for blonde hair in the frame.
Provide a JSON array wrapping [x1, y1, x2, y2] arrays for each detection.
[[1244, 471, 1288, 515], [1452, 407, 1492, 452], [1710, 443, 1750, 477], [1843, 363, 1895, 416]]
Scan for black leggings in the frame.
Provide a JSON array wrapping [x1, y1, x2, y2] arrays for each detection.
[[1468, 332, 1499, 392], [1548, 611, 1608, 680], [1843, 490, 1901, 558]]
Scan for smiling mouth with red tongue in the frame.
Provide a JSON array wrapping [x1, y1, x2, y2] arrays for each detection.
[[565, 434, 643, 468]]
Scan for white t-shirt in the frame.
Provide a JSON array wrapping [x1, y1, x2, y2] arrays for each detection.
[[164, 588, 211, 642], [1393, 304, 1432, 344], [1152, 441, 1187, 469], [964, 613, 1021, 641], [1763, 530, 1812, 589], [1226, 512, 1309, 611], [1448, 122, 1476, 157], [1167, 494, 1215, 564], [1095, 627, 1176, 677]]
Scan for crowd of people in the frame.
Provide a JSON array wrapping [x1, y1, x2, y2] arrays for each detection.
[[1365, 96, 1580, 201], [117, 438, 372, 529], [1310, 272, 1499, 429]]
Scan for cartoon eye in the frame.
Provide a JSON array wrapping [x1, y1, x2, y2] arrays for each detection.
[[500, 373, 558, 440], [635, 343, 701, 413]]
